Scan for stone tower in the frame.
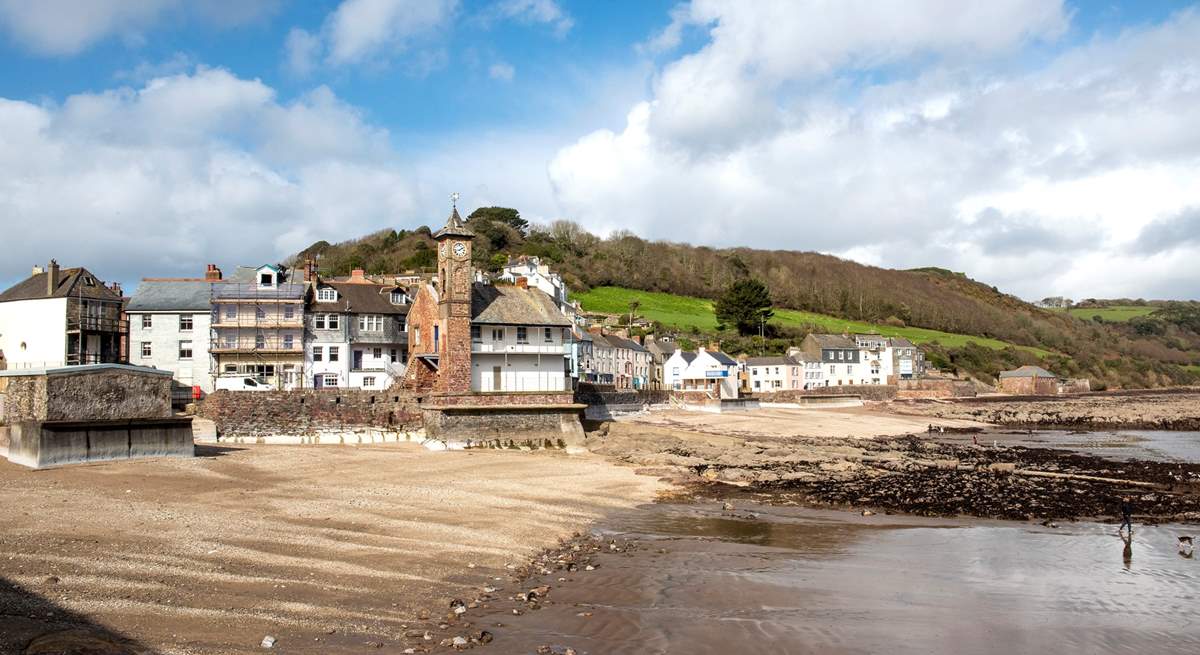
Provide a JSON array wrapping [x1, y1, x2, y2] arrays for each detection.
[[432, 203, 475, 393]]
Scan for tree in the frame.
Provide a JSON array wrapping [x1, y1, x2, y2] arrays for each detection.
[[714, 278, 774, 336], [468, 206, 528, 237]]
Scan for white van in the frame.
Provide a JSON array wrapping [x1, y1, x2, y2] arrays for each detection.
[[214, 376, 273, 391]]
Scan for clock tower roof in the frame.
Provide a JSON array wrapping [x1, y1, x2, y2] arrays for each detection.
[[434, 205, 475, 240]]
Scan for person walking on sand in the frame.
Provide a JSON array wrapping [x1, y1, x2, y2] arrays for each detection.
[[1119, 496, 1134, 535]]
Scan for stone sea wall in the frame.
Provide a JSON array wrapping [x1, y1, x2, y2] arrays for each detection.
[[197, 389, 423, 442]]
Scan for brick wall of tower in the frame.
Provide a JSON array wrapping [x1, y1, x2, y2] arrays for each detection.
[[434, 237, 474, 394]]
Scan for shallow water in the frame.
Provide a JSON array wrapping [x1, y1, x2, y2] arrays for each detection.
[[1003, 430, 1200, 463], [490, 504, 1200, 654]]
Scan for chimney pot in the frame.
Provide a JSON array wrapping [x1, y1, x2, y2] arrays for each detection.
[[515, 276, 528, 289], [204, 264, 222, 281]]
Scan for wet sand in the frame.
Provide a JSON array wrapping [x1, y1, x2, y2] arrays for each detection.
[[482, 502, 1200, 654], [0, 443, 664, 654]]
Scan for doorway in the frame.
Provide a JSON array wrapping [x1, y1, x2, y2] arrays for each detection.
[[492, 366, 502, 391]]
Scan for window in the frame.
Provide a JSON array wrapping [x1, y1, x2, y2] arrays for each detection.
[[829, 365, 836, 374], [837, 351, 844, 361], [517, 327, 528, 344], [314, 313, 339, 329], [179, 315, 192, 331], [141, 315, 152, 329], [390, 291, 405, 304], [846, 365, 852, 374], [313, 346, 323, 362], [373, 347, 382, 358], [141, 342, 151, 358], [328, 346, 339, 362], [492, 328, 504, 341], [223, 334, 235, 348], [362, 375, 377, 387], [283, 334, 294, 349], [322, 374, 339, 387], [359, 315, 384, 331], [544, 327, 553, 342], [225, 305, 236, 319], [413, 327, 421, 345], [284, 305, 295, 319], [471, 325, 482, 343], [317, 287, 337, 302], [255, 333, 266, 349], [259, 273, 272, 285], [224, 364, 236, 373], [179, 340, 192, 360], [389, 348, 397, 362]]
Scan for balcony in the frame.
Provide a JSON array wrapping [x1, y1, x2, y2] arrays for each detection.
[[67, 316, 128, 333], [471, 342, 569, 355]]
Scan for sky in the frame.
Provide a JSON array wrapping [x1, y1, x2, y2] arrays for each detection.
[[1, 0, 1199, 302]]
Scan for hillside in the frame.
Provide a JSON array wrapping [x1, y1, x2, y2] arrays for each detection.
[[291, 208, 1200, 388]]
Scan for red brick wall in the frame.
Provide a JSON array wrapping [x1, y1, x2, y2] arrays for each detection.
[[404, 284, 439, 391]]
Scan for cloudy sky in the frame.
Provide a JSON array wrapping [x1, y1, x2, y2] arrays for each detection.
[[1, 0, 1198, 301]]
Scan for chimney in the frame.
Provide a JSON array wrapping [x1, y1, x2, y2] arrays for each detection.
[[31, 264, 44, 275], [708, 341, 720, 352], [515, 276, 528, 289], [109, 282, 123, 297], [46, 260, 59, 296], [205, 264, 223, 281], [303, 258, 318, 282], [349, 268, 367, 283]]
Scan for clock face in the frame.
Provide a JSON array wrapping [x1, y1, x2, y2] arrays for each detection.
[[453, 242, 467, 258]]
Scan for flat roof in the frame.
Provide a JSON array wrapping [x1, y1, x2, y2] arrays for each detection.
[[0, 363, 173, 378]]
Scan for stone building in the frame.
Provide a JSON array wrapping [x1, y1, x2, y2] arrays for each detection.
[[0, 261, 127, 369], [406, 205, 574, 394], [126, 274, 216, 396], [997, 365, 1060, 395]]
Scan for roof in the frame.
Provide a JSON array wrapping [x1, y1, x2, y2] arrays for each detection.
[[606, 335, 648, 352], [706, 350, 738, 366], [127, 280, 212, 312], [673, 351, 697, 364], [225, 266, 297, 284], [433, 206, 475, 239], [999, 365, 1058, 379], [314, 281, 409, 315], [746, 356, 792, 366], [888, 337, 916, 348], [213, 266, 305, 300], [471, 283, 571, 326], [0, 266, 122, 304], [809, 334, 857, 349]]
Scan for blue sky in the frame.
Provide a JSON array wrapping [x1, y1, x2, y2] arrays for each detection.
[[1, 1, 1199, 300]]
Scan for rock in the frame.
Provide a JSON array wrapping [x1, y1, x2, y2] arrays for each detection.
[[450, 598, 466, 610], [585, 565, 595, 571], [861, 510, 875, 517], [476, 630, 494, 644], [454, 605, 467, 615], [417, 609, 431, 620], [260, 636, 276, 649], [452, 636, 469, 648]]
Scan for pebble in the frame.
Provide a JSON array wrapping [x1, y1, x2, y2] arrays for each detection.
[[452, 636, 469, 648], [476, 630, 494, 644], [861, 510, 875, 517], [260, 636, 276, 648]]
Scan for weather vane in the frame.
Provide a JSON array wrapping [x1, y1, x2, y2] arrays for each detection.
[[450, 192, 460, 209]]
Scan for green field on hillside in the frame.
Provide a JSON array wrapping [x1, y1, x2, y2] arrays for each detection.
[[576, 286, 1049, 355], [1056, 305, 1157, 322]]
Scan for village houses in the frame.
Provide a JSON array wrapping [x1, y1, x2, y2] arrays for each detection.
[[663, 347, 740, 397], [0, 261, 127, 370], [209, 264, 306, 390], [306, 268, 410, 390], [126, 272, 216, 396]]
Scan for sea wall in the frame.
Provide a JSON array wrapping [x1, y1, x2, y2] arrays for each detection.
[[196, 389, 424, 443], [753, 386, 899, 402], [895, 378, 978, 399]]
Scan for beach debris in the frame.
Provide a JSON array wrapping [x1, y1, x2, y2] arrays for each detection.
[[861, 510, 875, 517], [451, 636, 469, 649], [450, 598, 467, 615], [260, 635, 276, 648], [1180, 536, 1194, 558]]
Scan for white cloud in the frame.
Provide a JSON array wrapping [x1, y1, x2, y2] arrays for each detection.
[[548, 2, 1200, 299], [279, 0, 457, 74], [491, 0, 573, 37], [283, 27, 321, 77], [0, 68, 420, 287], [0, 0, 277, 56], [489, 61, 515, 81]]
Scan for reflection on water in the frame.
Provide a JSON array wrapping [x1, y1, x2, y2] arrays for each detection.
[[1020, 430, 1200, 463], [600, 504, 1200, 654]]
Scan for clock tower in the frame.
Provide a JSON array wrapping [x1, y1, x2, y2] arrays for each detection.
[[432, 197, 475, 394]]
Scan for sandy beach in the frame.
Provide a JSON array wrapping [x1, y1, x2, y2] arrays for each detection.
[[0, 443, 663, 654]]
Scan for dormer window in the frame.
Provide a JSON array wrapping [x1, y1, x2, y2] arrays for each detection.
[[390, 291, 406, 305], [259, 273, 272, 285], [317, 287, 337, 302]]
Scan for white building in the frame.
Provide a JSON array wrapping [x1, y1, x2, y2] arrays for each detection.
[[126, 277, 215, 395], [306, 275, 408, 390], [745, 356, 799, 391], [469, 283, 573, 392], [498, 256, 568, 310], [663, 348, 740, 398], [0, 261, 127, 370]]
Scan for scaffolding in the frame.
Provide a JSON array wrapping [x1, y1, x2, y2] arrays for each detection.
[[209, 278, 306, 389]]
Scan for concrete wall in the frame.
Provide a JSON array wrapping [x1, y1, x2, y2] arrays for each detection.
[[127, 310, 213, 393], [5, 418, 193, 469], [196, 388, 423, 443], [0, 297, 67, 369], [0, 366, 171, 424], [422, 405, 584, 448]]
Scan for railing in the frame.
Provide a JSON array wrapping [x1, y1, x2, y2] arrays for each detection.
[[65, 353, 124, 365], [67, 316, 128, 332], [210, 340, 303, 353], [471, 342, 568, 355]]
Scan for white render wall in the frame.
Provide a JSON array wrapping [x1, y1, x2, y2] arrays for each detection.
[[306, 339, 350, 388], [0, 297, 67, 369], [128, 310, 213, 392], [471, 353, 566, 392]]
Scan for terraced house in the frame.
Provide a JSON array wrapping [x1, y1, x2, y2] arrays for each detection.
[[126, 272, 216, 397], [209, 264, 306, 389], [306, 270, 409, 390], [0, 261, 127, 370]]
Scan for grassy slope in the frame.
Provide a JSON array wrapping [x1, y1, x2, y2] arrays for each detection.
[[576, 286, 1050, 356], [1053, 305, 1157, 322]]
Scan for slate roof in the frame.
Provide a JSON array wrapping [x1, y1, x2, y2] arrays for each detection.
[[999, 365, 1058, 379], [314, 281, 410, 315], [707, 351, 738, 366], [606, 334, 648, 352], [0, 267, 122, 304], [888, 337, 916, 348], [589, 332, 613, 348], [434, 206, 475, 239], [746, 356, 792, 366], [471, 283, 571, 327], [127, 280, 213, 312], [212, 266, 306, 300], [809, 334, 857, 349], [675, 351, 697, 364]]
